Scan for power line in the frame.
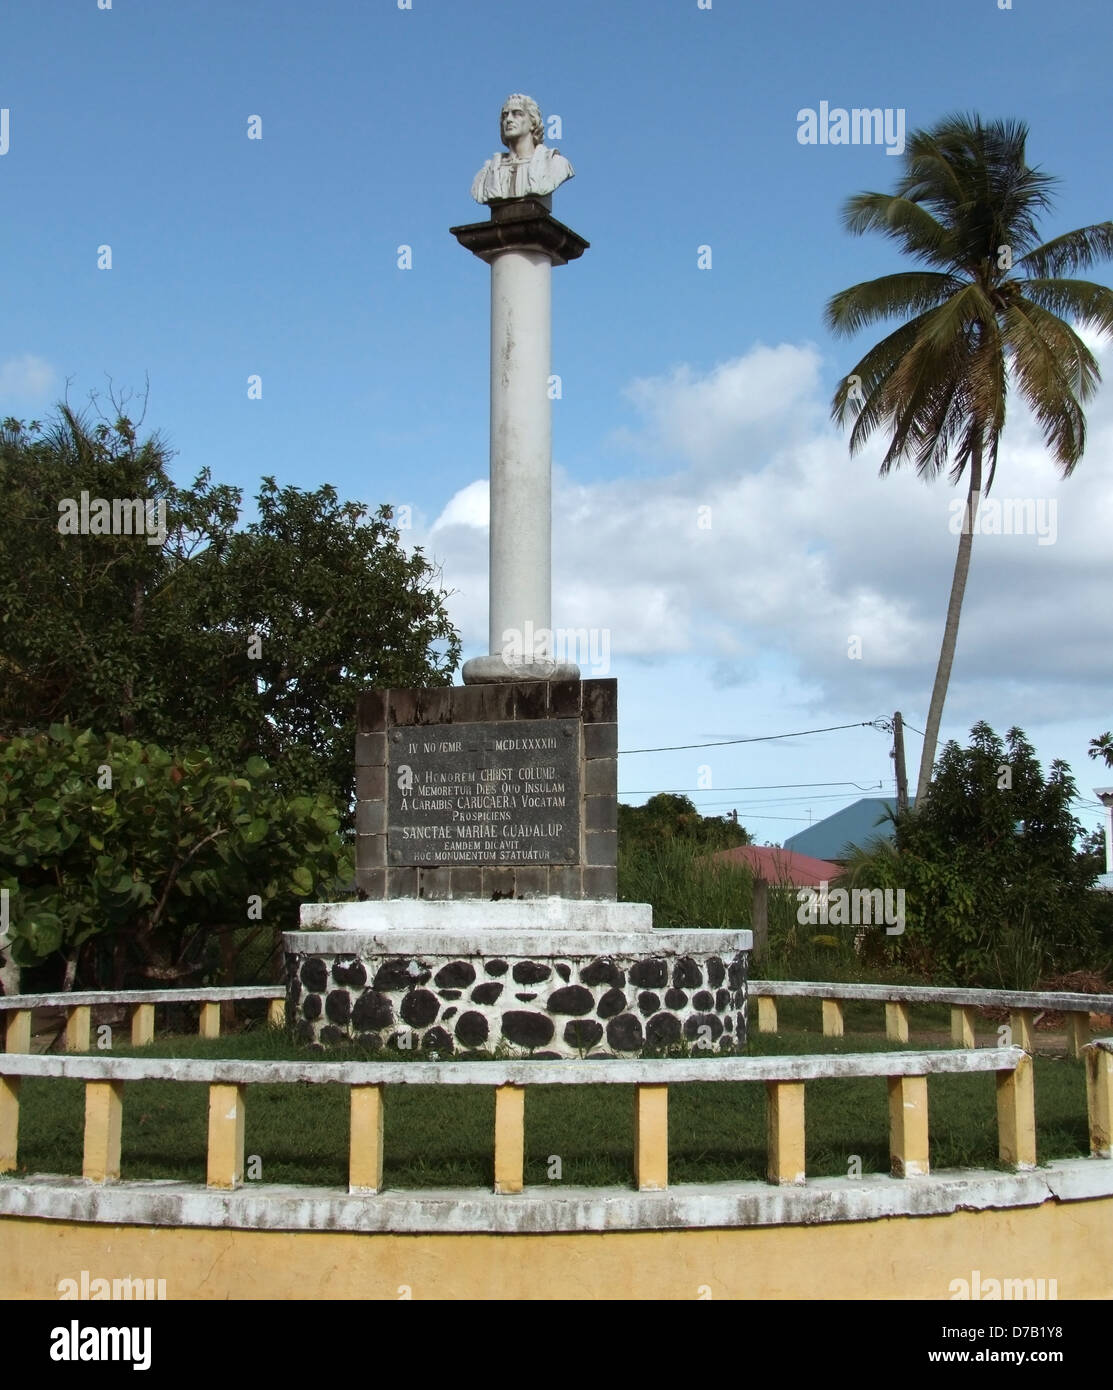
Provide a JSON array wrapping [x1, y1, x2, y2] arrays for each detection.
[[619, 779, 885, 795], [619, 720, 878, 755]]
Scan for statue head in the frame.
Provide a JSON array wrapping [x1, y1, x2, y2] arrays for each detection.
[[500, 94, 544, 151]]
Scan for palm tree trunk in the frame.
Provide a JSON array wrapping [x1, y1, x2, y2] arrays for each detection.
[[915, 441, 983, 804]]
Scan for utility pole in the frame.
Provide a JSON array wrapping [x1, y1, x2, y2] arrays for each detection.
[[893, 711, 909, 814]]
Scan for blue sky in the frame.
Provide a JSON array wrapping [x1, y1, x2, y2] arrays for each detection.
[[3, 0, 1112, 844]]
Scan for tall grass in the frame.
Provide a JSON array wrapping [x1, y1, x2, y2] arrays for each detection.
[[617, 840, 751, 929]]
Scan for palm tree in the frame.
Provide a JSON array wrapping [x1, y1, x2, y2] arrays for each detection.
[[826, 114, 1113, 804], [1088, 732, 1113, 770]]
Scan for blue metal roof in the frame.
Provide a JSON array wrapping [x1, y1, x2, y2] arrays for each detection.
[[784, 797, 911, 861]]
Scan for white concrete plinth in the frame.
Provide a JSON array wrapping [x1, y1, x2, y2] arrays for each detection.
[[299, 897, 652, 934]]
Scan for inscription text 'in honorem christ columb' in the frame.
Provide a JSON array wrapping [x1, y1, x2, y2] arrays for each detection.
[[387, 719, 581, 866]]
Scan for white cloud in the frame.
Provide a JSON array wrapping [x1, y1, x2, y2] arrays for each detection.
[[0, 353, 55, 403]]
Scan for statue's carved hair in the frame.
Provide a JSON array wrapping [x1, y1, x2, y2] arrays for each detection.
[[500, 94, 544, 149]]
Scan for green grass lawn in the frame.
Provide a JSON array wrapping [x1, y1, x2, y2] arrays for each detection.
[[4, 1021, 1093, 1190]]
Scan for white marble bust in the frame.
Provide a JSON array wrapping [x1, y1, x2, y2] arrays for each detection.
[[470, 94, 574, 204]]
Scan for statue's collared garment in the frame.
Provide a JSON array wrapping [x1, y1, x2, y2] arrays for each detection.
[[470, 145, 574, 204]]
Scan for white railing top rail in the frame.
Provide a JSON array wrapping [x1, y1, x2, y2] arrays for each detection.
[[750, 979, 1113, 1013], [0, 1046, 1024, 1086], [0, 985, 283, 1010]]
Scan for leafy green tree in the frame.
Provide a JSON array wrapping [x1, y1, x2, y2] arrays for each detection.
[[827, 115, 1113, 804], [0, 405, 460, 819], [0, 724, 352, 991], [618, 793, 752, 855], [843, 723, 1101, 985]]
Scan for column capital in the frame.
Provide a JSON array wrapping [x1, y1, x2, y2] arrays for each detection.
[[450, 200, 589, 267]]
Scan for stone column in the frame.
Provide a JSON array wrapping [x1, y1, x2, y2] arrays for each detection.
[[451, 199, 589, 684]]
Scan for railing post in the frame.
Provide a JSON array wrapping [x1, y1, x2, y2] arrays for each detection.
[[757, 996, 778, 1034], [82, 1080, 124, 1183], [1067, 1012, 1089, 1061], [130, 1003, 155, 1047], [885, 1001, 910, 1044], [493, 1083, 525, 1194], [634, 1084, 668, 1191], [268, 998, 286, 1028], [4, 1009, 31, 1054], [766, 1080, 806, 1185], [199, 1002, 221, 1040], [1008, 1008, 1035, 1053], [65, 1005, 91, 1053], [0, 1074, 19, 1172], [887, 1074, 929, 1176], [1085, 1044, 1113, 1159], [206, 1083, 245, 1189], [821, 999, 844, 1038], [996, 1055, 1036, 1170], [349, 1084, 385, 1194], [951, 1006, 976, 1049]]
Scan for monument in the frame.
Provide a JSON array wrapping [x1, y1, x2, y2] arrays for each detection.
[[284, 97, 751, 1058]]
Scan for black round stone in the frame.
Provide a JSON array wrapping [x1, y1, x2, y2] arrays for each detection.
[[423, 1026, 453, 1053], [434, 960, 476, 989], [332, 958, 367, 988], [555, 963, 572, 982], [300, 958, 328, 992], [501, 1011, 554, 1048], [673, 957, 702, 988], [471, 981, 503, 1005], [733, 989, 746, 1009], [485, 959, 509, 976], [325, 990, 352, 1024], [722, 1015, 733, 1032], [356, 1032, 383, 1050], [302, 993, 322, 1021], [706, 957, 726, 988], [637, 991, 661, 1016], [294, 1020, 314, 1044], [606, 1013, 644, 1051], [645, 1012, 682, 1047], [320, 1025, 348, 1045], [439, 990, 462, 1000], [580, 957, 624, 988], [596, 987, 627, 1019], [512, 961, 552, 985], [288, 977, 301, 1007], [693, 990, 714, 1010], [564, 1019, 603, 1049], [664, 988, 688, 1009], [533, 1051, 562, 1060], [515, 993, 538, 1002], [442, 1006, 458, 1020], [373, 958, 430, 991], [351, 989, 394, 1030], [628, 958, 668, 989], [455, 1011, 490, 1048], [716, 989, 731, 1011], [400, 989, 439, 1028], [728, 958, 746, 988], [547, 985, 594, 1015], [684, 1012, 724, 1043]]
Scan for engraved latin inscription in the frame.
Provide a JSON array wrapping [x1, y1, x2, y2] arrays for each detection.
[[387, 719, 580, 866]]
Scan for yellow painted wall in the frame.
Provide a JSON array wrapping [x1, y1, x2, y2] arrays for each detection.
[[4, 1198, 1111, 1300]]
